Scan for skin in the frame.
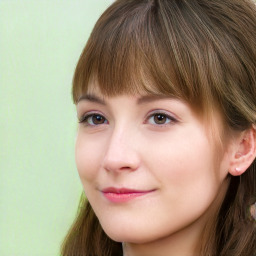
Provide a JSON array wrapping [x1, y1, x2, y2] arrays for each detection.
[[75, 87, 242, 256]]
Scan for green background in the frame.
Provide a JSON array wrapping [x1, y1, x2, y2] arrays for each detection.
[[0, 1, 113, 255]]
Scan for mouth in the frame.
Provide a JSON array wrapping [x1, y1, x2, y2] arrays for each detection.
[[101, 187, 156, 203]]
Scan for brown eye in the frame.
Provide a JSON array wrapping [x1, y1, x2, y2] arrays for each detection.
[[153, 114, 167, 124], [147, 112, 177, 126], [79, 113, 107, 126], [92, 114, 106, 124]]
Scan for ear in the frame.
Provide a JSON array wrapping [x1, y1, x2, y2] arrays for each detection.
[[229, 125, 256, 176]]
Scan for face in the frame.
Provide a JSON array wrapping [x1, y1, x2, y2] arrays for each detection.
[[75, 87, 232, 244]]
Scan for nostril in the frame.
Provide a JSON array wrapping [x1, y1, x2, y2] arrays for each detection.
[[120, 166, 134, 170], [103, 153, 140, 173], [104, 163, 138, 173]]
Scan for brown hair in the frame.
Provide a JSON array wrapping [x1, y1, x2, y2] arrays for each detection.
[[61, 0, 256, 255]]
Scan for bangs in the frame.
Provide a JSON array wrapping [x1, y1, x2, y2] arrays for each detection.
[[72, 0, 256, 131], [72, 0, 216, 112]]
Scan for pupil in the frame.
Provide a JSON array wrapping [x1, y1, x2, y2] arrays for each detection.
[[154, 114, 166, 124], [93, 115, 104, 124]]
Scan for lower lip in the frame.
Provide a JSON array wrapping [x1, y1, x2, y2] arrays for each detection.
[[102, 191, 152, 203]]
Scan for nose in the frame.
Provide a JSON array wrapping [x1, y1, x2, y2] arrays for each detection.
[[102, 126, 140, 173]]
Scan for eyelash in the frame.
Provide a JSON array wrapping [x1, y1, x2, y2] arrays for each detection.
[[78, 111, 178, 127], [146, 112, 178, 126], [78, 113, 108, 126]]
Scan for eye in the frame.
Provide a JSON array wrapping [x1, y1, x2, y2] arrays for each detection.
[[147, 112, 177, 125], [79, 113, 108, 126]]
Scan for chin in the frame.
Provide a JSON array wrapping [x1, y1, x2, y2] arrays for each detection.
[[101, 224, 158, 244], [102, 226, 135, 242]]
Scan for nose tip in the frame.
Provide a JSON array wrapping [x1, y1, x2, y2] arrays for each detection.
[[102, 137, 140, 173], [103, 157, 139, 173]]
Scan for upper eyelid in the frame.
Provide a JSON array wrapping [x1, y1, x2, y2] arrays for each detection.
[[78, 110, 105, 118], [146, 109, 178, 120], [78, 111, 107, 122]]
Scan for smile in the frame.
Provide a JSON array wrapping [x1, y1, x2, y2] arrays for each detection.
[[101, 187, 156, 203]]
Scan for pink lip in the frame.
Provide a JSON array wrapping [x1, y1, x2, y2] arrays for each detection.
[[101, 187, 155, 203]]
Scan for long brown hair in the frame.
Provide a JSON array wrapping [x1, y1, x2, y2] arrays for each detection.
[[61, 0, 256, 255]]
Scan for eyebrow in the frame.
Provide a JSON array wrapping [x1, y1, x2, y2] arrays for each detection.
[[136, 95, 172, 104], [77, 94, 106, 105], [78, 93, 173, 105]]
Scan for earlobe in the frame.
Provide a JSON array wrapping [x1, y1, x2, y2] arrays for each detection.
[[229, 126, 256, 176]]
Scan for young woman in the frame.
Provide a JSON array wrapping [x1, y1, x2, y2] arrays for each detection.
[[61, 0, 256, 255]]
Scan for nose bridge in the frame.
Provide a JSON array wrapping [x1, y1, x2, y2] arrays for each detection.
[[102, 122, 139, 172]]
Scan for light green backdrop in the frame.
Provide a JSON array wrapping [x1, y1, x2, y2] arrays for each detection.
[[0, 1, 113, 255]]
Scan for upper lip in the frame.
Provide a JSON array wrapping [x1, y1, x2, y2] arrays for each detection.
[[101, 187, 155, 194]]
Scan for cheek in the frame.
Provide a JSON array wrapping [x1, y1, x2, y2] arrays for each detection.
[[145, 129, 216, 177], [75, 132, 103, 182], [144, 129, 220, 205]]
